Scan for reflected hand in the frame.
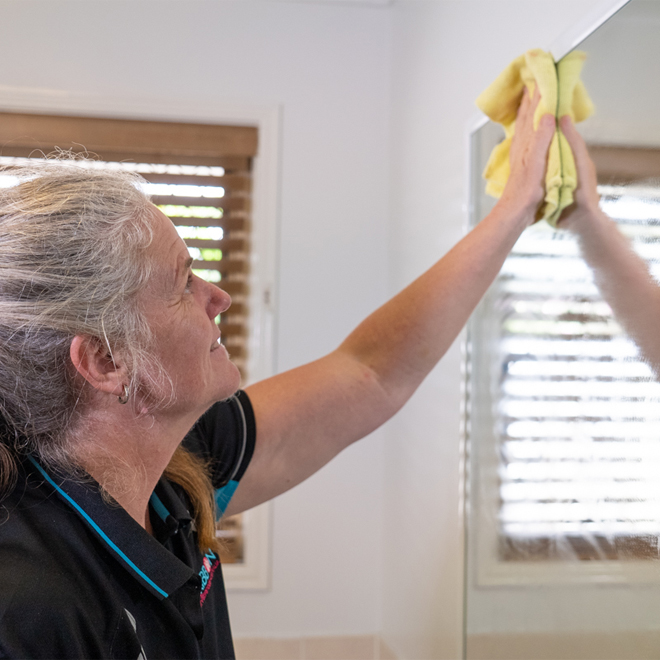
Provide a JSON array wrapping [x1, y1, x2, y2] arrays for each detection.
[[499, 86, 555, 224], [558, 115, 602, 230]]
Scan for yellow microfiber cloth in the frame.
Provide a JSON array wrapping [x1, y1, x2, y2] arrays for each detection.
[[476, 49, 595, 226]]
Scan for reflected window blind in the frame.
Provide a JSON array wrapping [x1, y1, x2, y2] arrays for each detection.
[[496, 182, 660, 561], [0, 112, 257, 379]]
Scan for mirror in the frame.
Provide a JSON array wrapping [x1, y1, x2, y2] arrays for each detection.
[[465, 2, 660, 658]]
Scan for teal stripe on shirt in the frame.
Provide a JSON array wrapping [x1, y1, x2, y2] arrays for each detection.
[[215, 480, 239, 518]]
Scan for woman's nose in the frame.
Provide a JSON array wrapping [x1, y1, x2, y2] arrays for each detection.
[[209, 284, 232, 319]]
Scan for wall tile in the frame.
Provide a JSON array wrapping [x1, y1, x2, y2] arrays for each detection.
[[235, 637, 303, 660], [302, 635, 376, 660]]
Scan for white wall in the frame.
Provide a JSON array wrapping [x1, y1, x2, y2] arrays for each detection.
[[0, 0, 391, 638]]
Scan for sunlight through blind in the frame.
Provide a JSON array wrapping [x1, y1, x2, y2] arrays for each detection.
[[496, 184, 660, 560]]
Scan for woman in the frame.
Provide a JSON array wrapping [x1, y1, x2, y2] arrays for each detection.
[[0, 90, 554, 658]]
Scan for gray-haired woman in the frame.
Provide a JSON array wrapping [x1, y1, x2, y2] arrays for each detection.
[[0, 90, 554, 659]]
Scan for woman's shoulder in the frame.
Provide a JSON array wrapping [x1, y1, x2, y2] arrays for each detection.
[[183, 390, 256, 488]]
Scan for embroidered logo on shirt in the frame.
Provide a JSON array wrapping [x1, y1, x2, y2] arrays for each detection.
[[199, 550, 220, 605]]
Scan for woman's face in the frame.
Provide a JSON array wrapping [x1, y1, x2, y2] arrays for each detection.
[[140, 206, 241, 418]]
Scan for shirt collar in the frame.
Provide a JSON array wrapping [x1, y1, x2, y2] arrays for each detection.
[[149, 478, 194, 543], [27, 456, 194, 601]]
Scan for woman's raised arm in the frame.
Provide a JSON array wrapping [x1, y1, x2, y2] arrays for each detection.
[[227, 90, 556, 515]]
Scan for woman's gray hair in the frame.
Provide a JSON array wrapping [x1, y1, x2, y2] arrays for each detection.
[[0, 156, 166, 487]]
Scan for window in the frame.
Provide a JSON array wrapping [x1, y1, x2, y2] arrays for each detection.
[[0, 111, 259, 569], [467, 144, 660, 579]]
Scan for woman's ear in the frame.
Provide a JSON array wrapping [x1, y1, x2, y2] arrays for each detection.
[[69, 335, 127, 397]]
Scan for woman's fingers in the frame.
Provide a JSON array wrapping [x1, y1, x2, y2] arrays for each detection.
[[513, 87, 554, 177], [535, 113, 556, 155], [526, 112, 555, 192], [517, 86, 532, 127], [513, 86, 536, 145], [519, 85, 541, 134], [511, 86, 538, 164], [500, 87, 555, 220]]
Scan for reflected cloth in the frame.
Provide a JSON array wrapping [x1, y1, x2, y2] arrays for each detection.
[[476, 49, 595, 226]]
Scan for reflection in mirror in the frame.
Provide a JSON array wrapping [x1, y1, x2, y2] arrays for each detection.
[[465, 1, 660, 658]]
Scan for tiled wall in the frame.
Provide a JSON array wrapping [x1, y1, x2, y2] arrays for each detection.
[[234, 635, 397, 660]]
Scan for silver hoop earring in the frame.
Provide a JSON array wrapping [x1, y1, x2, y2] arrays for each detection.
[[118, 385, 129, 405]]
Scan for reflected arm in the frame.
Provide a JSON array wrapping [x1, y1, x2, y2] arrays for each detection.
[[560, 116, 660, 374]]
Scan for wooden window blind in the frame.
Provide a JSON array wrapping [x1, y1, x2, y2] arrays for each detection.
[[0, 112, 258, 564], [490, 145, 660, 562], [0, 111, 257, 381]]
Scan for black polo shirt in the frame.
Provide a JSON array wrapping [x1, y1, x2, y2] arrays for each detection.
[[0, 390, 256, 660]]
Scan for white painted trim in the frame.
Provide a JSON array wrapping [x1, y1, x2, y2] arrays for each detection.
[[223, 503, 272, 591], [0, 86, 280, 591], [466, 112, 489, 141]]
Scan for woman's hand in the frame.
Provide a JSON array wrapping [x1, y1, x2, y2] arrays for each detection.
[[558, 114, 602, 230], [498, 86, 556, 224]]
